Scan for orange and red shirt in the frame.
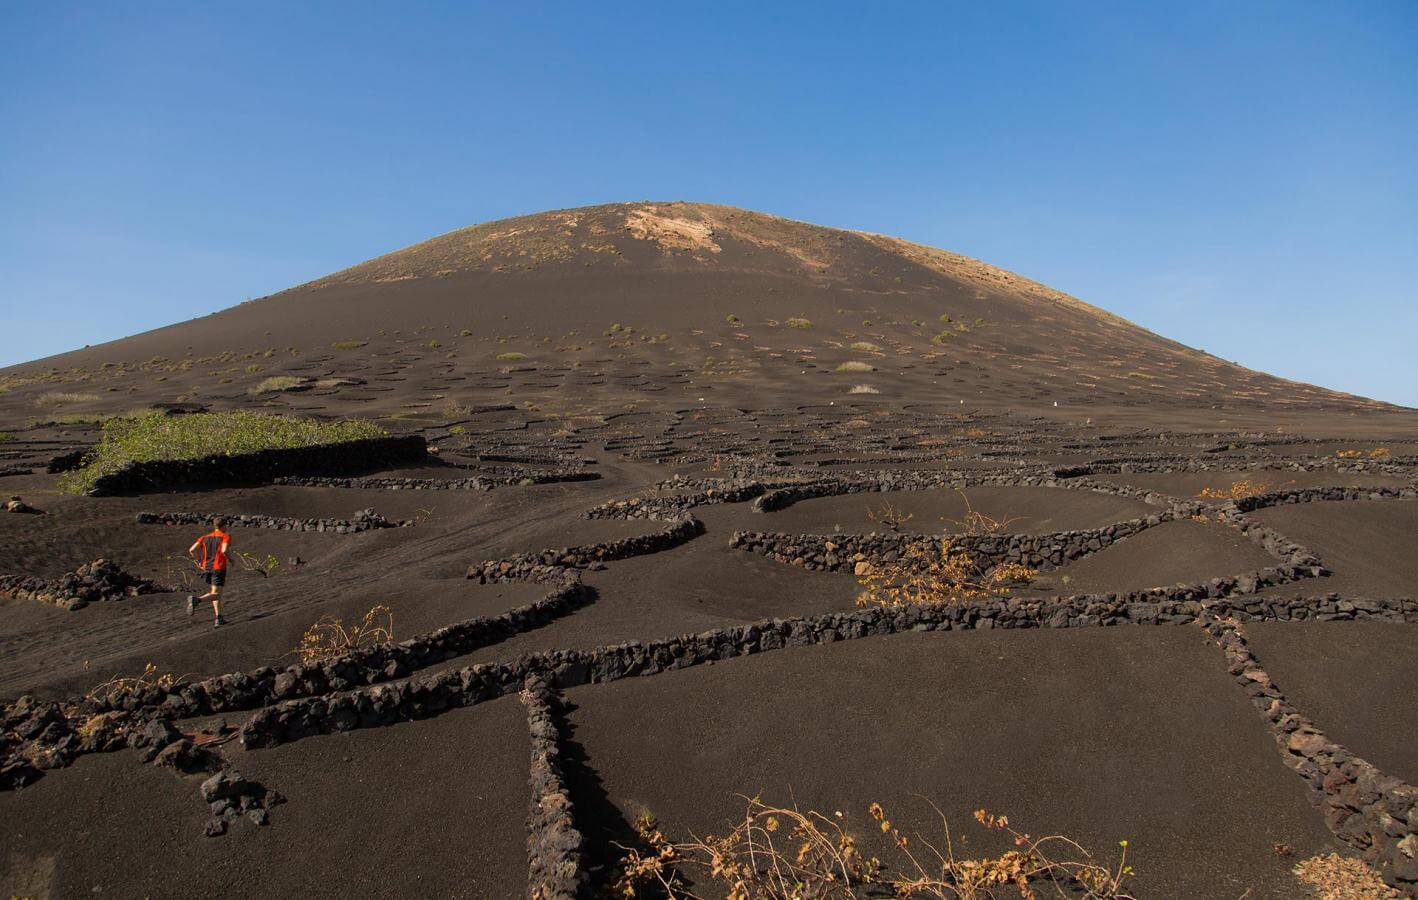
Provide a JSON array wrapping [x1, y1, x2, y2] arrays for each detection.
[[196, 528, 231, 571]]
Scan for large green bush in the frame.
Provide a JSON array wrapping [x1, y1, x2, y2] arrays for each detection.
[[60, 411, 385, 493]]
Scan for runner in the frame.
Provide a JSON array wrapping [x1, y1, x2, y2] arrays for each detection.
[[186, 517, 231, 628]]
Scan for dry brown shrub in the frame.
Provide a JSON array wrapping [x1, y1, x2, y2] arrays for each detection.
[[294, 605, 394, 663], [1337, 448, 1390, 460], [86, 663, 186, 705], [610, 797, 1136, 899], [610, 796, 880, 899], [941, 492, 1023, 536], [877, 805, 1135, 899], [1196, 479, 1294, 500], [855, 544, 1034, 609], [1187, 511, 1235, 528], [857, 492, 1033, 608], [867, 499, 914, 533], [1292, 853, 1399, 899]]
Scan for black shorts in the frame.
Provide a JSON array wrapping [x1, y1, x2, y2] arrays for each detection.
[[204, 569, 227, 587]]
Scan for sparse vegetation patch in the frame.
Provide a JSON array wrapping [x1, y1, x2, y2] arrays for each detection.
[[34, 391, 100, 409], [59, 410, 385, 493]]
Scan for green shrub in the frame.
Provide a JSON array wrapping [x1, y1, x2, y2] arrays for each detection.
[[725, 314, 740, 324], [496, 352, 528, 361], [60, 411, 385, 493], [938, 314, 952, 324], [426, 339, 441, 349], [0, 432, 14, 442], [850, 342, 881, 352], [786, 317, 813, 329], [458, 328, 473, 337], [931, 331, 953, 345]]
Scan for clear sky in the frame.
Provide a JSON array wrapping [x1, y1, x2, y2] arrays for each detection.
[[2, 2, 1415, 406]]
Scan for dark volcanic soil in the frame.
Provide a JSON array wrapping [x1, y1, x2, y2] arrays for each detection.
[[1, 202, 1415, 898], [0, 696, 528, 899], [565, 628, 1337, 899]]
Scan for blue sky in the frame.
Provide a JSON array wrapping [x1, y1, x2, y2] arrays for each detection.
[[2, 1, 1415, 406]]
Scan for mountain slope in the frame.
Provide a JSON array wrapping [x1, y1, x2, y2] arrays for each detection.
[[0, 201, 1396, 423]]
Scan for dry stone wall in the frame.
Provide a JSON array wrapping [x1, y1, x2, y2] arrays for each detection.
[[237, 560, 1343, 752], [1206, 617, 1418, 890], [0, 559, 166, 611], [521, 678, 591, 899], [730, 513, 1169, 573], [135, 509, 409, 533], [469, 517, 705, 582]]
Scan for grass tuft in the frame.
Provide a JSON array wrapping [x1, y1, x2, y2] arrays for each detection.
[[496, 352, 528, 361], [836, 361, 876, 373], [786, 317, 813, 329], [248, 375, 307, 395]]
